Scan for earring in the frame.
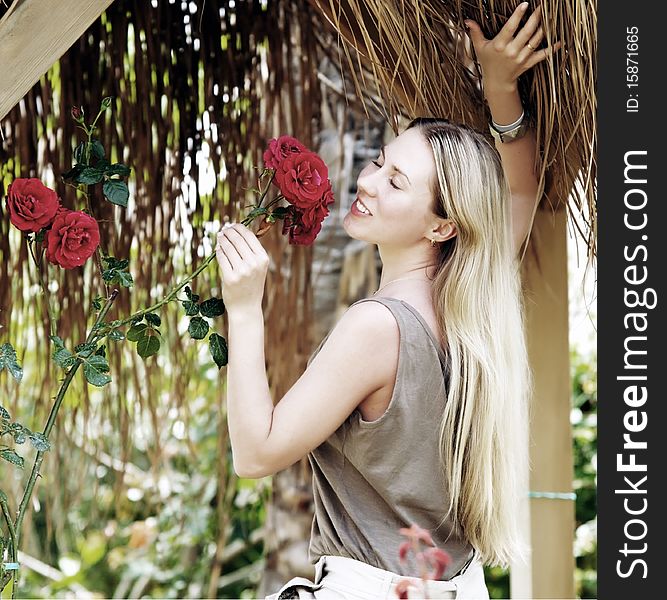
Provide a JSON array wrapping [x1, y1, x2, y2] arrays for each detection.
[[430, 239, 436, 247]]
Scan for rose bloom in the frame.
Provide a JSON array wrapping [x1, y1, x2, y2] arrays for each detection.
[[275, 151, 329, 209], [281, 205, 322, 246], [45, 209, 101, 269], [300, 182, 335, 229], [5, 178, 61, 232], [263, 135, 307, 170]]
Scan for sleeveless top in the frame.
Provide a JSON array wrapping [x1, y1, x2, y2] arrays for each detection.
[[306, 296, 475, 581]]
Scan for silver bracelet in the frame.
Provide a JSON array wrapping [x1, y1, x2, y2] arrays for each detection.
[[491, 109, 525, 132], [489, 109, 529, 143]]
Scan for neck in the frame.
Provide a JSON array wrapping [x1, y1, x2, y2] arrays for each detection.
[[376, 241, 438, 289]]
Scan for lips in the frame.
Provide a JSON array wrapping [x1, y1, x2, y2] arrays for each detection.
[[356, 196, 373, 216]]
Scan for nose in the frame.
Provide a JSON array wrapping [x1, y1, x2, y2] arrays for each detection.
[[356, 163, 379, 198]]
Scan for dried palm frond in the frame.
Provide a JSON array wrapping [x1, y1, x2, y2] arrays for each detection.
[[308, 0, 597, 260], [0, 0, 323, 557]]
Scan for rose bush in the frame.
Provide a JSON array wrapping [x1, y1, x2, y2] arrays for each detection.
[[5, 178, 61, 232]]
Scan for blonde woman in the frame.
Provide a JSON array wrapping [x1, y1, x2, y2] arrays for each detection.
[[216, 5, 560, 599]]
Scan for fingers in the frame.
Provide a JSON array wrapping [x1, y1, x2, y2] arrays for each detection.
[[215, 223, 269, 274], [525, 40, 563, 69], [217, 229, 244, 270], [228, 223, 268, 257], [495, 2, 529, 45], [216, 241, 233, 275], [464, 19, 487, 48], [512, 5, 542, 49]]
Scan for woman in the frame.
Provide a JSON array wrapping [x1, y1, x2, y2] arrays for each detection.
[[216, 5, 560, 599]]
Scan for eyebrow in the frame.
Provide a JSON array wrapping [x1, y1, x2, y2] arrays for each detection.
[[380, 146, 411, 185]]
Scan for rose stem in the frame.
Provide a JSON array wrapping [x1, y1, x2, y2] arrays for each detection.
[[0, 495, 17, 595], [12, 290, 119, 545], [81, 110, 111, 298], [27, 239, 57, 339], [96, 174, 278, 336]]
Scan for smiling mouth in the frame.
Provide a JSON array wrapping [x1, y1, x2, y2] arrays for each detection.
[[355, 197, 372, 215]]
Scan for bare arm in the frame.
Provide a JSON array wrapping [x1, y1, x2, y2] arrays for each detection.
[[466, 4, 561, 256], [216, 224, 399, 478]]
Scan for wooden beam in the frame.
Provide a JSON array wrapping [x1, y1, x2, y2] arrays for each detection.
[[512, 208, 576, 598], [0, 0, 116, 120]]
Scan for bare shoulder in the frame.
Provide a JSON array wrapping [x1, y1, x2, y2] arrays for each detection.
[[310, 299, 400, 386], [330, 299, 400, 349]]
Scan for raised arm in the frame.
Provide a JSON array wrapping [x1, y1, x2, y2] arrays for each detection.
[[465, 4, 561, 256]]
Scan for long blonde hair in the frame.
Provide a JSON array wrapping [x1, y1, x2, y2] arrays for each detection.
[[407, 118, 531, 567]]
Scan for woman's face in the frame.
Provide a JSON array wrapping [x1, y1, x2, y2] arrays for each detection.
[[343, 127, 444, 247]]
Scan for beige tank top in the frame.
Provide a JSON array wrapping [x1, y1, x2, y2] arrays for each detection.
[[306, 296, 475, 580]]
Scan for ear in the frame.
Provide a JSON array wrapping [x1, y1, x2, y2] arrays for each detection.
[[428, 217, 457, 244]]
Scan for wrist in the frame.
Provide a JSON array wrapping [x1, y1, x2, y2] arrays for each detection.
[[483, 80, 519, 97], [227, 304, 264, 326]]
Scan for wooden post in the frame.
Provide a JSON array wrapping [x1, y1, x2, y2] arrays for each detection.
[[0, 0, 116, 120], [511, 207, 576, 598]]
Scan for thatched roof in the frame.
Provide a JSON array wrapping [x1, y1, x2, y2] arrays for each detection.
[[310, 0, 596, 258], [0, 0, 596, 421]]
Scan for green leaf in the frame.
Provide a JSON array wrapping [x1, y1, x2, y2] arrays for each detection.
[[0, 406, 10, 420], [184, 286, 200, 303], [83, 354, 111, 387], [62, 164, 84, 181], [271, 206, 291, 218], [50, 336, 77, 370], [103, 180, 129, 208], [130, 315, 144, 326], [182, 300, 199, 316], [73, 142, 87, 165], [136, 331, 160, 359], [188, 317, 209, 340], [90, 139, 105, 161], [118, 270, 134, 288], [200, 298, 225, 318], [74, 342, 97, 358], [34, 229, 46, 242], [105, 163, 131, 178], [91, 297, 103, 311], [145, 313, 161, 327], [12, 424, 28, 444], [95, 344, 106, 358], [209, 333, 228, 368], [29, 432, 51, 452], [0, 343, 23, 382], [126, 323, 148, 342], [0, 449, 24, 468], [78, 166, 104, 185], [108, 330, 124, 341], [101, 256, 129, 270]]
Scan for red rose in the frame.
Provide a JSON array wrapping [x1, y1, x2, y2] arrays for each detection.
[[281, 205, 322, 246], [263, 135, 307, 170], [275, 151, 329, 209], [5, 178, 61, 232], [45, 209, 100, 269], [301, 182, 335, 228]]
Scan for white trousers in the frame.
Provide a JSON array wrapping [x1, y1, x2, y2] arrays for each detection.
[[265, 553, 490, 600]]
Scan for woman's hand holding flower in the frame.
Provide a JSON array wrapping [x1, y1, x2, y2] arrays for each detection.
[[215, 223, 270, 316]]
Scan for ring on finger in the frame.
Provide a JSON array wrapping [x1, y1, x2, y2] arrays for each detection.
[[527, 42, 534, 50]]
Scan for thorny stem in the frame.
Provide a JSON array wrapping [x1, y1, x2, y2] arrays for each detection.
[[84, 186, 111, 298], [9, 291, 119, 573], [95, 172, 282, 338], [27, 240, 56, 339], [0, 496, 17, 596]]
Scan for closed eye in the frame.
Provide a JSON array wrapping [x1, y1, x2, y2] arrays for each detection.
[[371, 160, 400, 190]]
